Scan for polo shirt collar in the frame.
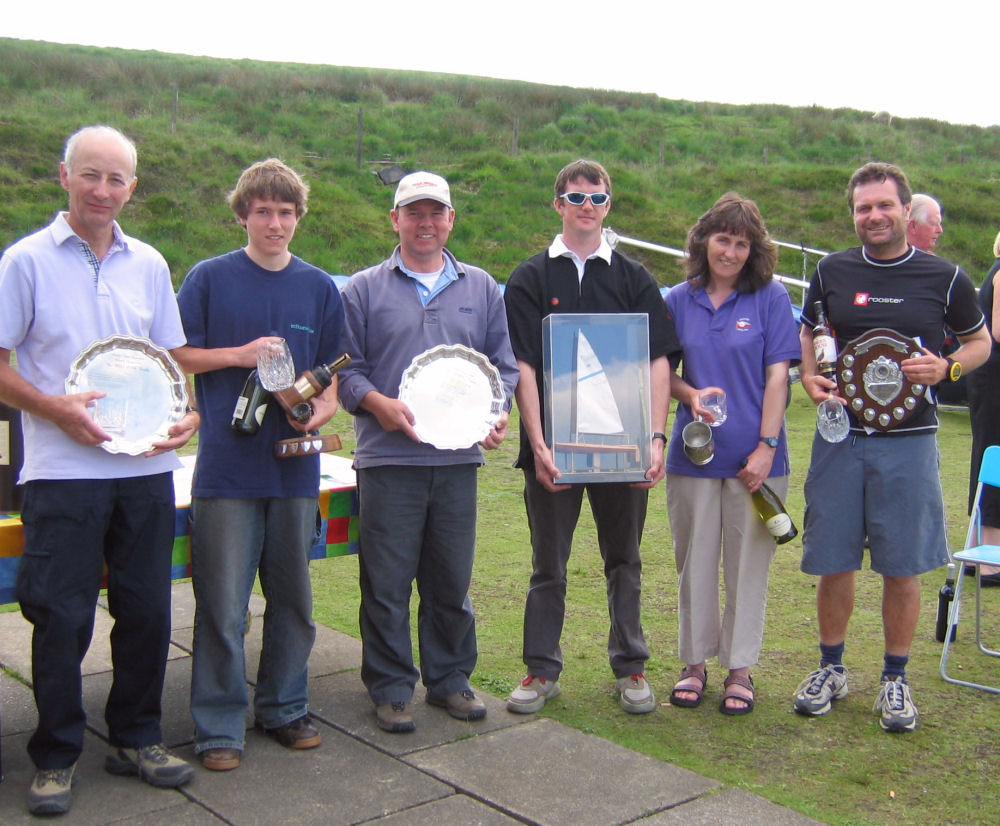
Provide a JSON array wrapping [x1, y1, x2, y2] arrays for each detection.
[[51, 211, 128, 254], [547, 234, 613, 265]]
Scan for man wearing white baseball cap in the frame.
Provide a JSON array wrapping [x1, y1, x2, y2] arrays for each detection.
[[337, 171, 518, 733]]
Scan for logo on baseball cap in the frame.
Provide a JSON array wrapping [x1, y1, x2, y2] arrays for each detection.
[[393, 172, 452, 209]]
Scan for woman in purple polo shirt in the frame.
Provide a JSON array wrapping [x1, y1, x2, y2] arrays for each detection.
[[663, 194, 800, 715]]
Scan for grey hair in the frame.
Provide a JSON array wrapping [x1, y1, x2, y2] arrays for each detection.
[[63, 125, 137, 178], [909, 193, 941, 224]]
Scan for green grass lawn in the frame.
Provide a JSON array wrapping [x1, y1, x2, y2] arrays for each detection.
[[311, 385, 999, 826]]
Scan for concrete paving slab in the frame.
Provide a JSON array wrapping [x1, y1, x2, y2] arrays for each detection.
[[307, 671, 532, 757], [406, 717, 720, 826], [635, 786, 826, 825], [81, 656, 203, 748], [177, 724, 454, 826], [369, 793, 523, 824], [1, 670, 35, 736], [0, 730, 194, 825], [103, 800, 231, 825]]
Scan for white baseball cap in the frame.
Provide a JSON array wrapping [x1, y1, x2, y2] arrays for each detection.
[[393, 171, 452, 209]]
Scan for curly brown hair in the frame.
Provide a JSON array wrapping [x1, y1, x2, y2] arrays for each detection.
[[684, 193, 777, 294]]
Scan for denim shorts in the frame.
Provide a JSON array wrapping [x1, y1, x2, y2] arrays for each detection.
[[801, 431, 949, 577]]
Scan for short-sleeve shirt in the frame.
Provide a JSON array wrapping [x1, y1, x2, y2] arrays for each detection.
[[800, 245, 984, 434], [665, 279, 801, 477], [176, 249, 344, 498], [0, 213, 185, 482]]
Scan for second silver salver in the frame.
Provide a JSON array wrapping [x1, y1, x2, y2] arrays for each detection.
[[398, 344, 505, 450], [65, 334, 188, 455]]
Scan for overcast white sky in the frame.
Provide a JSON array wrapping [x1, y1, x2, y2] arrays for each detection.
[[3, 1, 996, 128]]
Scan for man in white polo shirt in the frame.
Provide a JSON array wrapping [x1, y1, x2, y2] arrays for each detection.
[[0, 125, 198, 815]]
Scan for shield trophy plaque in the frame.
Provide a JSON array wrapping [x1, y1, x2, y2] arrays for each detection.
[[836, 328, 926, 432]]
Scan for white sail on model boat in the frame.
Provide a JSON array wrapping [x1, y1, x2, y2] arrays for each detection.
[[575, 331, 625, 436]]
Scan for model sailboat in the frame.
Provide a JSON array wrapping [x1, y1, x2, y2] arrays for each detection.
[[555, 330, 639, 471]]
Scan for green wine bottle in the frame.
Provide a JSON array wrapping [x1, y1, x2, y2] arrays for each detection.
[[751, 482, 798, 544]]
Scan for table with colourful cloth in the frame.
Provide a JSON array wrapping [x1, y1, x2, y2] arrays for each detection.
[[0, 453, 358, 606]]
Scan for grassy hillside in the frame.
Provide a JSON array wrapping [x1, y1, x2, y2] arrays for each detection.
[[2, 37, 1000, 288]]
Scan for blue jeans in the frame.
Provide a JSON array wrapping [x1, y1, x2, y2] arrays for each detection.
[[189, 497, 317, 752], [357, 464, 479, 705], [17, 474, 175, 770]]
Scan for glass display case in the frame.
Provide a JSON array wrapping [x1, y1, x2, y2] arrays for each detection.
[[542, 313, 652, 483]]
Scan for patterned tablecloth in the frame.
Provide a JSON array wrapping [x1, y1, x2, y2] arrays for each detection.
[[0, 453, 357, 605]]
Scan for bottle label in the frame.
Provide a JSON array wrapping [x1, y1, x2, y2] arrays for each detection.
[[765, 513, 793, 537], [253, 402, 268, 426], [0, 421, 9, 466], [813, 334, 837, 365], [233, 397, 249, 418]]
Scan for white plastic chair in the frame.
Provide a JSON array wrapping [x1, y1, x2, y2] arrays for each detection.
[[940, 444, 1000, 693]]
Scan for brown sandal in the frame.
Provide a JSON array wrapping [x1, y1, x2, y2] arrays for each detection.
[[669, 666, 707, 708], [720, 673, 755, 716]]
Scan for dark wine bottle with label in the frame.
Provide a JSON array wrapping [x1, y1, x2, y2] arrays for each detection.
[[935, 562, 957, 643], [812, 301, 838, 381], [273, 354, 351, 424], [231, 369, 270, 435]]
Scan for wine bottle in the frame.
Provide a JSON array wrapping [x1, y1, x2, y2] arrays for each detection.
[[0, 401, 25, 513], [751, 482, 798, 545], [935, 562, 957, 643], [812, 301, 838, 381], [273, 353, 351, 424], [231, 369, 270, 435], [739, 458, 798, 544]]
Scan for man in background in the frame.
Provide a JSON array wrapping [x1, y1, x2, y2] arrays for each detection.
[[0, 125, 198, 815], [337, 172, 518, 733], [907, 193, 944, 253]]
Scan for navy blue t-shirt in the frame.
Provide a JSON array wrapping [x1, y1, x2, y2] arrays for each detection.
[[801, 245, 983, 434], [177, 250, 345, 497]]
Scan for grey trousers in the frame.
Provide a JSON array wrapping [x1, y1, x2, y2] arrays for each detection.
[[357, 464, 479, 705]]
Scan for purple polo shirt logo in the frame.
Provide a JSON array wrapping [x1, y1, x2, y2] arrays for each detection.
[[736, 318, 751, 331]]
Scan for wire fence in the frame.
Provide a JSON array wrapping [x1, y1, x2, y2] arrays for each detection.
[[606, 228, 824, 308]]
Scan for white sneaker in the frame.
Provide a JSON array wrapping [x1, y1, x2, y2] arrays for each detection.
[[507, 674, 561, 714], [617, 673, 656, 714], [793, 664, 848, 716], [873, 676, 918, 732]]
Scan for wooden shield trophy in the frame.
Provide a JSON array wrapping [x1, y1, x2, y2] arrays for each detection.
[[836, 328, 926, 431]]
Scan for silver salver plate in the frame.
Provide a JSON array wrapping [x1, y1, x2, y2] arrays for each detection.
[[65, 335, 188, 455], [398, 344, 505, 450]]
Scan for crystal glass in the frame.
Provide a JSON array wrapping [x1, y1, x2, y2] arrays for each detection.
[[817, 396, 850, 443], [256, 338, 295, 392], [699, 390, 728, 427]]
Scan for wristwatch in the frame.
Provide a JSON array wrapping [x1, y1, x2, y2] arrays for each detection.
[[759, 436, 779, 449], [652, 432, 667, 443], [945, 357, 962, 382]]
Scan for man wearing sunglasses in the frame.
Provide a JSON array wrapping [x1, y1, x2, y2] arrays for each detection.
[[504, 159, 680, 716]]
